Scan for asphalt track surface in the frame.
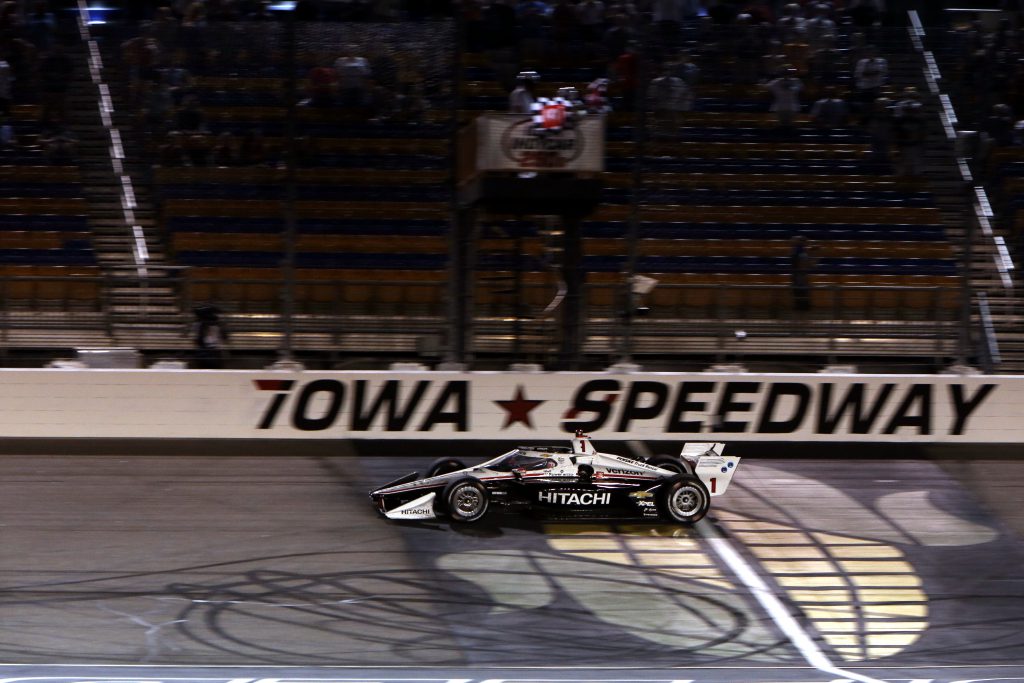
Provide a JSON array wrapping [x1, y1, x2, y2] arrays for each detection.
[[1, 447, 1023, 683]]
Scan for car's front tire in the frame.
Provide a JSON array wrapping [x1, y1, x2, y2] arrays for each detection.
[[658, 475, 710, 524], [439, 477, 489, 523]]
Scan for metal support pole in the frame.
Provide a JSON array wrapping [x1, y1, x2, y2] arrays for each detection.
[[445, 206, 475, 367], [278, 7, 298, 364], [619, 49, 646, 365], [442, 13, 469, 369], [559, 214, 583, 369]]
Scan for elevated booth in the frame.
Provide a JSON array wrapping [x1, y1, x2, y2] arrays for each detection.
[[453, 110, 606, 368]]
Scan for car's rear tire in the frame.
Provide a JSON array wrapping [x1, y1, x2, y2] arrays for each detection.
[[425, 457, 466, 479], [658, 475, 710, 524], [439, 477, 489, 523], [648, 455, 693, 476]]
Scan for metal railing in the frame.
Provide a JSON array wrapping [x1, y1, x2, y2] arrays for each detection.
[[0, 272, 963, 367]]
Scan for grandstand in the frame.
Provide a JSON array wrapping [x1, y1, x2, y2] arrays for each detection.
[[0, 1, 1015, 371]]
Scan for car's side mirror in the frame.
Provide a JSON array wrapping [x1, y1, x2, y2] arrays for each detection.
[[577, 464, 594, 482], [512, 468, 524, 480]]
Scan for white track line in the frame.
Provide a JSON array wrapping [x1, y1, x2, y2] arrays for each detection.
[[698, 521, 885, 683]]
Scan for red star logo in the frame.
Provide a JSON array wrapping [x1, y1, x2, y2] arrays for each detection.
[[495, 385, 545, 429]]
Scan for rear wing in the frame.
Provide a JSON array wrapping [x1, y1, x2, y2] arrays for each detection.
[[682, 442, 740, 496]]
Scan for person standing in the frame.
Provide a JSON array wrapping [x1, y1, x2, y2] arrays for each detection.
[[790, 235, 816, 312], [853, 45, 888, 120], [193, 305, 229, 369], [767, 65, 803, 129], [509, 71, 539, 113]]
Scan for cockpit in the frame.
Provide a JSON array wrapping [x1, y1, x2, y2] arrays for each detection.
[[483, 449, 559, 472]]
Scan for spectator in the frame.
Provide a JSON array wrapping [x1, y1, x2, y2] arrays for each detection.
[[809, 45, 844, 85], [238, 129, 267, 165], [847, 0, 883, 31], [6, 38, 36, 106], [161, 52, 194, 106], [293, 135, 320, 167], [211, 131, 237, 166], [193, 304, 229, 369], [707, 0, 739, 25], [672, 51, 700, 89], [782, 37, 811, 76], [368, 45, 399, 92], [185, 133, 211, 166], [810, 85, 849, 128], [518, 0, 549, 61], [40, 118, 76, 164], [762, 40, 788, 80], [121, 34, 160, 107], [305, 63, 336, 107], [578, 0, 606, 44], [174, 94, 206, 132], [767, 65, 803, 129], [652, 0, 684, 47], [397, 83, 429, 125], [550, 0, 578, 65], [368, 79, 399, 123], [158, 131, 187, 167], [853, 45, 887, 118], [892, 87, 926, 177], [25, 1, 55, 51], [334, 45, 370, 108], [866, 95, 893, 164], [509, 70, 539, 113], [139, 79, 172, 136], [585, 77, 611, 114], [604, 12, 632, 63], [985, 103, 1016, 148], [152, 6, 179, 48], [790, 235, 815, 312], [483, 0, 518, 83], [732, 14, 763, 83], [0, 54, 11, 118], [777, 3, 806, 43], [805, 2, 836, 50], [40, 46, 73, 125], [648, 65, 690, 136], [0, 118, 15, 152], [611, 42, 640, 110]]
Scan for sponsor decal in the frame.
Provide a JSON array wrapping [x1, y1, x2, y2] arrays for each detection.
[[255, 379, 468, 432], [561, 379, 996, 436], [605, 466, 651, 476], [501, 118, 584, 169], [538, 490, 611, 506]]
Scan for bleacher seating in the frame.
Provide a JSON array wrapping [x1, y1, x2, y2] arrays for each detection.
[[140, 18, 962, 345], [0, 146, 100, 309]]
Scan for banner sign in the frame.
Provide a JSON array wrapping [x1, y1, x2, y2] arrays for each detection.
[[0, 369, 1018, 442], [475, 113, 605, 172]]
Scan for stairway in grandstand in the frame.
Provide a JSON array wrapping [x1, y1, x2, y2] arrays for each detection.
[[913, 19, 1024, 371], [75, 27, 185, 348]]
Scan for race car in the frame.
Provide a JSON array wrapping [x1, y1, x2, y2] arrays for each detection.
[[369, 432, 739, 524]]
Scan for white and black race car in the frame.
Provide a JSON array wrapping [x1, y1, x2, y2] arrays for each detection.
[[369, 432, 739, 524]]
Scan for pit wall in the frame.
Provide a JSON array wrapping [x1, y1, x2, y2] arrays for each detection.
[[0, 369, 1017, 443]]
